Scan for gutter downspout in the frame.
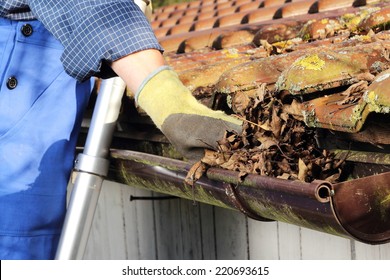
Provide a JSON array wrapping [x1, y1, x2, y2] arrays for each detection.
[[108, 149, 390, 245]]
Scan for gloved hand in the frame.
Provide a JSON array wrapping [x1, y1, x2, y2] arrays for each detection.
[[136, 66, 243, 161]]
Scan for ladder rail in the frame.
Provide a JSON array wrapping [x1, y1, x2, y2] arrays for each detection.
[[55, 0, 152, 260]]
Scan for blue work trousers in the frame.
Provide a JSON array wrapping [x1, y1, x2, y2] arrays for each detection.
[[0, 18, 91, 259]]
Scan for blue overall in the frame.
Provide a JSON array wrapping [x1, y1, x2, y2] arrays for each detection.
[[0, 18, 91, 259]]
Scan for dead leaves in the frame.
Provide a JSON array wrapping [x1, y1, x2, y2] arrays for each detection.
[[298, 158, 309, 182], [337, 80, 369, 105], [185, 160, 207, 186], [198, 90, 345, 183]]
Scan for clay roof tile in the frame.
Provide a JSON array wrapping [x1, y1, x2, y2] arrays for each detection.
[[196, 10, 218, 21], [237, 0, 265, 12], [241, 6, 280, 24], [273, 0, 318, 19], [152, 0, 390, 135]]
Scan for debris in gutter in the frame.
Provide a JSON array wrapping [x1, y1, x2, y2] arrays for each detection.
[[191, 89, 347, 184]]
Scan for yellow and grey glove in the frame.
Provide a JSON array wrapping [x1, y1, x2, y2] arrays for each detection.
[[136, 66, 243, 161]]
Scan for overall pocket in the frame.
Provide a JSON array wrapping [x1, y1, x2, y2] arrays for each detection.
[[0, 20, 64, 137]]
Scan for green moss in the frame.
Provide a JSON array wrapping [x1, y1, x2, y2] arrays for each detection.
[[244, 195, 347, 237], [161, 144, 184, 160], [375, 189, 390, 223], [350, 103, 365, 124], [193, 187, 229, 208], [303, 108, 320, 128], [118, 161, 231, 208]]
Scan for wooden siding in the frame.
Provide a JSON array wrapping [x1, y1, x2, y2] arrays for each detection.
[[83, 181, 390, 260]]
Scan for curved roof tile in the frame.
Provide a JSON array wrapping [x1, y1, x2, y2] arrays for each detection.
[[152, 0, 390, 134]]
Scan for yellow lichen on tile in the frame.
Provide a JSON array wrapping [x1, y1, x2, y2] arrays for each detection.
[[351, 34, 373, 43], [276, 51, 367, 95], [341, 13, 359, 29], [366, 71, 390, 103], [321, 19, 329, 24], [294, 54, 325, 71], [364, 90, 385, 113], [221, 48, 240, 59], [272, 40, 295, 50], [363, 70, 390, 113], [366, 90, 378, 103]]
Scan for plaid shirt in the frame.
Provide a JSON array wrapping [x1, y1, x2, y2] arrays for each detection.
[[0, 0, 162, 81]]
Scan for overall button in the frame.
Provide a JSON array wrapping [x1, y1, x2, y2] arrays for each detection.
[[21, 24, 33, 36], [6, 76, 18, 90]]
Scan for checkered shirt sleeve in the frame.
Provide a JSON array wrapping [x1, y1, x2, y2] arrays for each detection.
[[0, 0, 35, 19], [2, 0, 163, 81]]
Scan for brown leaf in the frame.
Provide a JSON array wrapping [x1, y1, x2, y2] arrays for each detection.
[[232, 91, 251, 115], [259, 40, 277, 56], [277, 158, 291, 173], [298, 158, 308, 182], [201, 149, 218, 166], [185, 161, 207, 186], [220, 159, 235, 171], [324, 172, 341, 184], [216, 138, 231, 153], [254, 83, 267, 103], [337, 80, 368, 105], [277, 173, 291, 180], [271, 107, 282, 138], [259, 120, 272, 131], [260, 138, 278, 150], [252, 153, 267, 175], [283, 99, 304, 121], [356, 72, 375, 82]]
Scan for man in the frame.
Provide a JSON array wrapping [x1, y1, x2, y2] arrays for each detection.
[[0, 0, 241, 259]]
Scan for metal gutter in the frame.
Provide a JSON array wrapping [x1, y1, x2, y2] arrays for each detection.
[[108, 149, 390, 245]]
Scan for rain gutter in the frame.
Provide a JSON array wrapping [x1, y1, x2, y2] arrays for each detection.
[[108, 149, 390, 245]]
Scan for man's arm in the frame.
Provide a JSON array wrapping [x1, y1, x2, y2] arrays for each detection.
[[111, 49, 165, 94]]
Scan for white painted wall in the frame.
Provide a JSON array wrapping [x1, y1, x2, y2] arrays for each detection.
[[83, 181, 390, 260]]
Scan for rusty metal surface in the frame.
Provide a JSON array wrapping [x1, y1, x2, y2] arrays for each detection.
[[108, 149, 390, 244]]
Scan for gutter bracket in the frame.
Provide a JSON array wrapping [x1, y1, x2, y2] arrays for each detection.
[[224, 183, 273, 222]]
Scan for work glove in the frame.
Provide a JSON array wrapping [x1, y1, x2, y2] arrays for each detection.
[[136, 66, 243, 161]]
